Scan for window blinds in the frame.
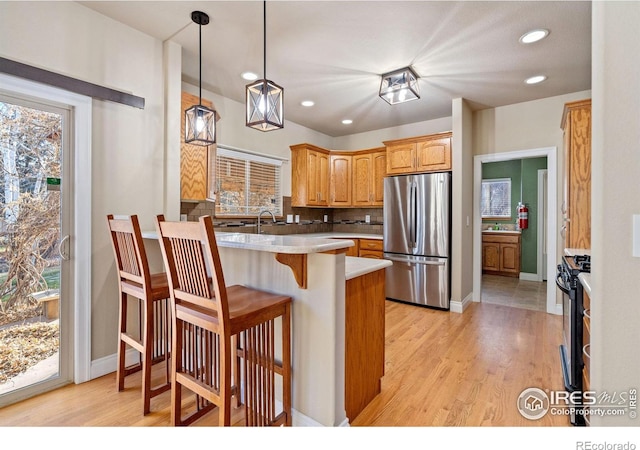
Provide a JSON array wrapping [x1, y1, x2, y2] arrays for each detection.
[[215, 146, 283, 216], [481, 178, 511, 218]]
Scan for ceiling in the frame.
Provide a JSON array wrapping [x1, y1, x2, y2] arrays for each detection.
[[79, 1, 592, 137]]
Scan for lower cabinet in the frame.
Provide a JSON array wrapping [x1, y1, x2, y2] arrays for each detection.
[[481, 232, 521, 277], [345, 268, 385, 422], [359, 238, 383, 259]]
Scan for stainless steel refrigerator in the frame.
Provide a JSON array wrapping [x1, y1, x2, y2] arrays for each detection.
[[383, 172, 451, 309]]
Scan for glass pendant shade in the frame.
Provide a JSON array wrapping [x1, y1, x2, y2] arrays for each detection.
[[379, 66, 420, 105], [246, 79, 284, 131], [185, 104, 216, 145]]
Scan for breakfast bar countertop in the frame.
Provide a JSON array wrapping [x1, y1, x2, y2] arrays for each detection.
[[345, 256, 392, 280], [142, 230, 353, 254]]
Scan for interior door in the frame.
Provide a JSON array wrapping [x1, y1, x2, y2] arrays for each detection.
[[0, 92, 72, 405]]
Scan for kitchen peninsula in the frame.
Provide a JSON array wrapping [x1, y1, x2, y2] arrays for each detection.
[[142, 230, 391, 426]]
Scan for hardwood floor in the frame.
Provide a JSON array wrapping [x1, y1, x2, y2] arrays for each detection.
[[0, 300, 567, 427]]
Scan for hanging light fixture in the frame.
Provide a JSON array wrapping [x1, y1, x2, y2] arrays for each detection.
[[185, 11, 216, 145], [379, 66, 420, 105], [246, 0, 284, 131]]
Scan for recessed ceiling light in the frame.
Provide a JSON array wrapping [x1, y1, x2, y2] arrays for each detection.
[[301, 100, 315, 107], [519, 29, 549, 44], [342, 119, 353, 125], [525, 75, 547, 85], [241, 71, 258, 81]]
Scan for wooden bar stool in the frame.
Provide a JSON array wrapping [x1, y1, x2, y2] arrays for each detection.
[[106, 214, 172, 414], [155, 214, 292, 426]]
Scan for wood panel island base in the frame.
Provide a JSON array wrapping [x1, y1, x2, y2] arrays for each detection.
[[165, 231, 392, 426]]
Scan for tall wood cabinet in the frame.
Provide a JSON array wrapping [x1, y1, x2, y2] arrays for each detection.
[[330, 153, 352, 207], [384, 132, 452, 175], [180, 91, 216, 201], [352, 148, 386, 207], [561, 99, 591, 249], [290, 144, 330, 207]]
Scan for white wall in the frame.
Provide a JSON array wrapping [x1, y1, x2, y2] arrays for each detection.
[[0, 2, 170, 360], [590, 0, 640, 426]]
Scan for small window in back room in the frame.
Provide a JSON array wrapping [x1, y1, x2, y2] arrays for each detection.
[[481, 178, 511, 218]]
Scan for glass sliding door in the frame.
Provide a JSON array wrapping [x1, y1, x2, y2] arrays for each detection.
[[0, 92, 72, 405]]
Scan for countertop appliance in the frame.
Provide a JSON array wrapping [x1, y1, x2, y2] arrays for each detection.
[[556, 253, 590, 426], [383, 172, 451, 309]]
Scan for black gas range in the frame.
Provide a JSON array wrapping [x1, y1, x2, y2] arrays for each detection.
[[556, 253, 591, 426]]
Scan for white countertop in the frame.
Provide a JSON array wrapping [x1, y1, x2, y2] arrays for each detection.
[[564, 248, 591, 256], [142, 230, 352, 255], [579, 273, 592, 297], [294, 232, 383, 240], [345, 256, 392, 280], [482, 229, 521, 234]]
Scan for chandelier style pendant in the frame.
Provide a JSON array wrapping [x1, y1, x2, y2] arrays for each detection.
[[185, 11, 217, 145], [246, 1, 284, 131]]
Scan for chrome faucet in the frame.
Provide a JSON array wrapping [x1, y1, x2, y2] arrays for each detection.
[[257, 209, 276, 234]]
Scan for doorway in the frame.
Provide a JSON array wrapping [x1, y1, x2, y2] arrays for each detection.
[[473, 147, 559, 315], [0, 73, 92, 407]]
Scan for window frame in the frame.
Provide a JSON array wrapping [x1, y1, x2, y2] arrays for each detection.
[[481, 177, 512, 219], [214, 145, 283, 218]]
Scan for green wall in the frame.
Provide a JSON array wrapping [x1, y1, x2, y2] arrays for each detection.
[[482, 157, 548, 275]]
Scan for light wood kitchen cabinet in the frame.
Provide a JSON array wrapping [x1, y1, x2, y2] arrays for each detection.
[[345, 268, 385, 421], [292, 144, 385, 208], [180, 91, 216, 201], [290, 144, 330, 207], [352, 149, 386, 207], [384, 132, 452, 175], [358, 238, 383, 259], [482, 232, 521, 277], [332, 238, 359, 257], [330, 153, 352, 207], [561, 99, 591, 249]]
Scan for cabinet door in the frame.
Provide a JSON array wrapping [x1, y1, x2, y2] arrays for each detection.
[[416, 137, 451, 172], [567, 105, 591, 249], [330, 154, 352, 206], [181, 91, 213, 201], [482, 243, 500, 271], [359, 250, 383, 259], [352, 154, 373, 206], [371, 151, 386, 206], [306, 150, 329, 206], [499, 243, 520, 274], [386, 143, 416, 175]]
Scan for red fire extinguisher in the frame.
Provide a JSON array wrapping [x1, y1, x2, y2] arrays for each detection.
[[518, 202, 529, 230]]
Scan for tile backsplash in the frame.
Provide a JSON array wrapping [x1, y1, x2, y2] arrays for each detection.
[[180, 197, 383, 235]]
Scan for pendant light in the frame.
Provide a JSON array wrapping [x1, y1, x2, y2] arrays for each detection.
[[246, 0, 284, 131], [185, 11, 216, 145]]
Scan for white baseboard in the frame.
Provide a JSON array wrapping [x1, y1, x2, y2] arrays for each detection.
[[555, 303, 563, 315], [450, 291, 473, 314], [519, 272, 540, 282]]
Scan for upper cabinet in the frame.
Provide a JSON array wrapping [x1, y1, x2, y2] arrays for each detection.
[[291, 144, 386, 208], [561, 99, 591, 249], [330, 153, 352, 207], [291, 144, 330, 207], [384, 132, 452, 175], [352, 149, 386, 207], [180, 91, 216, 202]]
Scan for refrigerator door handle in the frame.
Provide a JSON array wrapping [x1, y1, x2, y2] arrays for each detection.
[[409, 182, 417, 248], [384, 255, 446, 266]]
